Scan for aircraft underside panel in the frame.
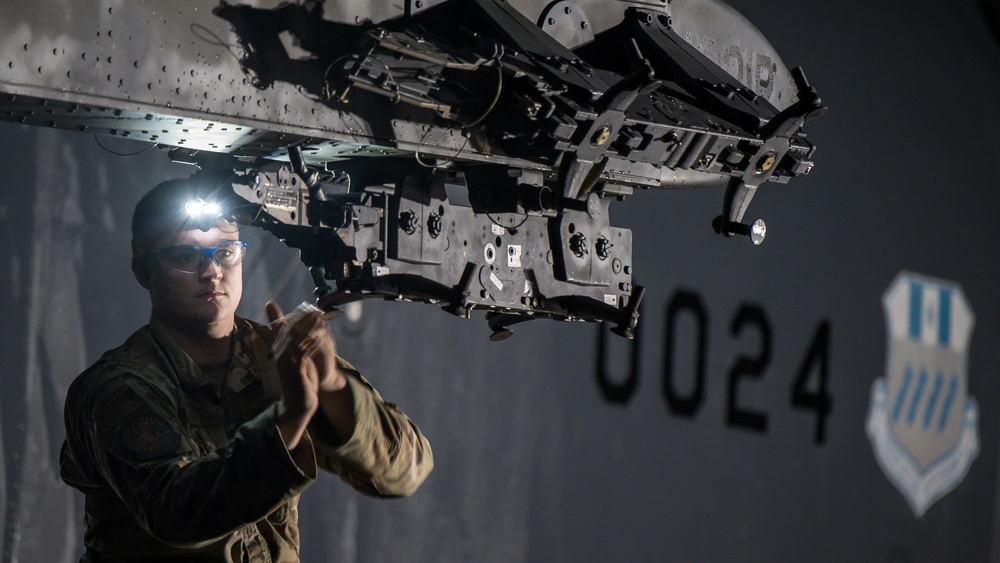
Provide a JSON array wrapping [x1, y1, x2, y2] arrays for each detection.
[[0, 0, 823, 337]]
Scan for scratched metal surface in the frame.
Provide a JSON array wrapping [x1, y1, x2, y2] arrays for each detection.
[[0, 0, 794, 169]]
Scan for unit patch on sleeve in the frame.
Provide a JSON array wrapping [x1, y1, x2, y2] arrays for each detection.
[[866, 272, 979, 517], [119, 412, 181, 461]]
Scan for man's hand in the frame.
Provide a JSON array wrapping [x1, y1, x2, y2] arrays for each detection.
[[266, 300, 354, 450]]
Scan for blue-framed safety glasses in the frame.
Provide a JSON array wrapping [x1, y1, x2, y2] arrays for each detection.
[[145, 241, 248, 273]]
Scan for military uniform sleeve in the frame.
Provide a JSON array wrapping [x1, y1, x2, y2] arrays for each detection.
[[64, 366, 318, 547], [308, 357, 433, 497]]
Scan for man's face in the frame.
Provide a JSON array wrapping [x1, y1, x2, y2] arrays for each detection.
[[141, 226, 243, 332]]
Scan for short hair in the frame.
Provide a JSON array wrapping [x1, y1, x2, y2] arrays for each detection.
[[131, 176, 231, 255]]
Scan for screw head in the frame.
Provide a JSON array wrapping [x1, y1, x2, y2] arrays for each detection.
[[592, 126, 611, 146], [755, 150, 777, 174]]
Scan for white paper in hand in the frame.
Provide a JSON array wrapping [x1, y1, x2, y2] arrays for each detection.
[[271, 301, 324, 359]]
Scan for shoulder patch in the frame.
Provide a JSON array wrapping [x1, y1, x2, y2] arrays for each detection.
[[95, 391, 146, 430], [119, 412, 181, 460]]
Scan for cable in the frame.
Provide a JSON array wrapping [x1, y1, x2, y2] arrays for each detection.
[[94, 136, 158, 156], [461, 61, 503, 129], [413, 51, 503, 168], [488, 212, 529, 231], [234, 173, 270, 229], [190, 23, 262, 86], [190, 23, 244, 67], [414, 127, 470, 169], [322, 54, 356, 101], [462, 45, 504, 129]]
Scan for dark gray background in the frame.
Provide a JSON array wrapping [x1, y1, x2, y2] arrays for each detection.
[[1, 0, 999, 561]]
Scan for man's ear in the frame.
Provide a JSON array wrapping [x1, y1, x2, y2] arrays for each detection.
[[132, 256, 152, 289]]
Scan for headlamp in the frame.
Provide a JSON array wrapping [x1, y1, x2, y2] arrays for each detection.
[[185, 198, 222, 219], [184, 198, 223, 232]]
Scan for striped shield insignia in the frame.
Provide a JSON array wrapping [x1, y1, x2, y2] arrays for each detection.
[[866, 272, 979, 517]]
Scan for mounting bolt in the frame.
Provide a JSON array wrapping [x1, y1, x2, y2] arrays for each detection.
[[570, 232, 589, 257], [755, 150, 777, 174], [592, 126, 611, 146], [427, 212, 443, 238], [399, 209, 418, 234], [595, 236, 612, 260]]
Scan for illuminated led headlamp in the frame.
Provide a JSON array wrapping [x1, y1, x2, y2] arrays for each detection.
[[184, 198, 224, 232]]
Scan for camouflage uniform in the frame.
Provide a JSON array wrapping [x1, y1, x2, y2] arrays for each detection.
[[60, 315, 432, 562]]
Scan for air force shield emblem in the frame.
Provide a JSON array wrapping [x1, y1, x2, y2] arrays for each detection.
[[866, 272, 979, 517]]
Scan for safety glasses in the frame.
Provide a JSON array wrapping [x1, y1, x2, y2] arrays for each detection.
[[145, 241, 247, 274]]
